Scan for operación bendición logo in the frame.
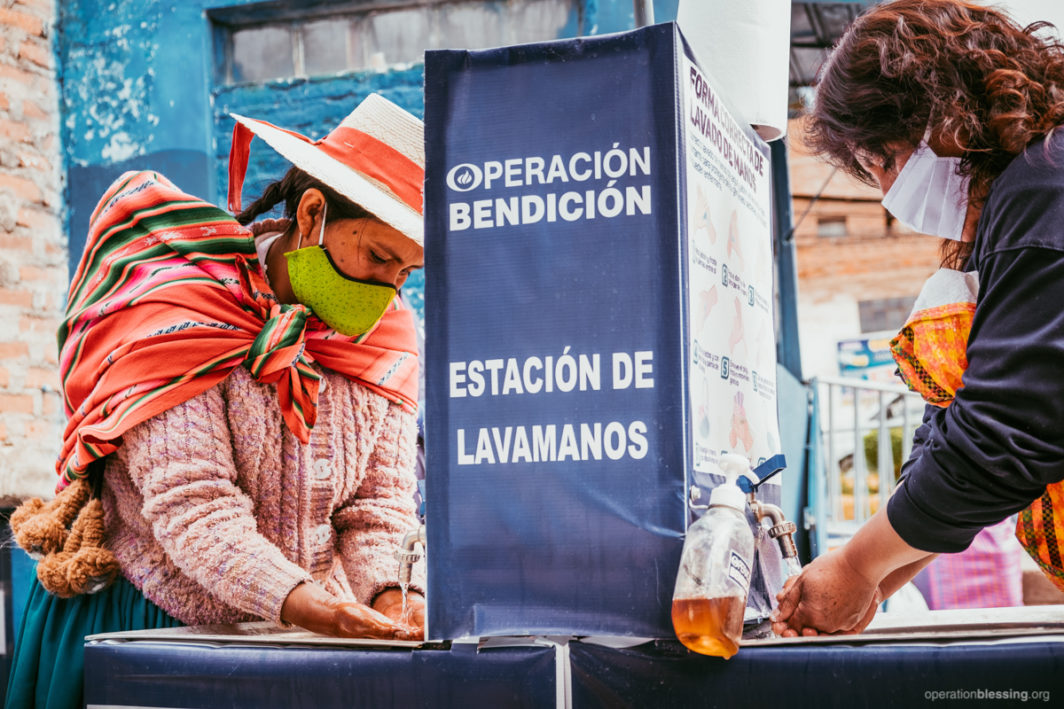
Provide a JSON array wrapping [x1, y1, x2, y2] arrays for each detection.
[[445, 144, 654, 231]]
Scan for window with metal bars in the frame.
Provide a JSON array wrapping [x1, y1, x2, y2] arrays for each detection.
[[212, 0, 579, 85]]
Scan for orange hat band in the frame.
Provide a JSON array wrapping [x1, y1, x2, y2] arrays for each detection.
[[227, 120, 424, 216]]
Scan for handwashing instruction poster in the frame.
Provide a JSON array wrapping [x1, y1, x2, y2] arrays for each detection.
[[681, 54, 780, 481]]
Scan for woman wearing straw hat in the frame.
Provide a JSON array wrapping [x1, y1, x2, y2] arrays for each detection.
[[6, 94, 427, 708]]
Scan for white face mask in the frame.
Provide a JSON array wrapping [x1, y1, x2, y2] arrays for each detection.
[[880, 141, 970, 241]]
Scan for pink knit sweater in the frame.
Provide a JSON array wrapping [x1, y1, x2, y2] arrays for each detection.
[[101, 364, 424, 626]]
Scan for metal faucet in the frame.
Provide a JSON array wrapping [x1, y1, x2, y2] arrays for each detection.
[[395, 523, 426, 586], [688, 482, 800, 563], [747, 493, 802, 581]]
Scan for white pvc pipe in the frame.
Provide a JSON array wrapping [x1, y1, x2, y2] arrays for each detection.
[[634, 0, 655, 27]]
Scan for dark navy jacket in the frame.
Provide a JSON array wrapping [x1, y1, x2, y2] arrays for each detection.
[[889, 131, 1064, 552]]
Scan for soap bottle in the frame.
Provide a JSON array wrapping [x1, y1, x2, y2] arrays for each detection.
[[671, 454, 755, 659]]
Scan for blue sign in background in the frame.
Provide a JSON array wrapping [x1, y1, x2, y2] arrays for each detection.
[[425, 24, 689, 640]]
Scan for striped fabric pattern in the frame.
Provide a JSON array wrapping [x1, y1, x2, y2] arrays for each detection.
[[56, 170, 418, 490], [1018, 484, 1064, 592], [921, 517, 1024, 608], [891, 296, 1064, 594], [889, 301, 974, 407]]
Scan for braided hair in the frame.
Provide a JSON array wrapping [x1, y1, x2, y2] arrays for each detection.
[[236, 166, 374, 226]]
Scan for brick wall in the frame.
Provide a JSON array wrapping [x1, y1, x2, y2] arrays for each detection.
[[0, 0, 64, 503]]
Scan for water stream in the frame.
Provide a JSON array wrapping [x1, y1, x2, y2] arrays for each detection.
[[399, 580, 410, 622]]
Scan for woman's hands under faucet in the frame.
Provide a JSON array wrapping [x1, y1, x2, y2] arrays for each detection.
[[373, 587, 425, 640], [771, 548, 882, 636], [280, 582, 421, 640], [771, 508, 934, 636]]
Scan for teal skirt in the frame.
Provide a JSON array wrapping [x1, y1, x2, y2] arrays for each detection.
[[5, 572, 183, 709]]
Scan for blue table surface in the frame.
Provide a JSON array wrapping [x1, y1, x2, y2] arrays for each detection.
[[83, 631, 1064, 709]]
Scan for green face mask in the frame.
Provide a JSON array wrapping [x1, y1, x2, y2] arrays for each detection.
[[284, 205, 397, 336]]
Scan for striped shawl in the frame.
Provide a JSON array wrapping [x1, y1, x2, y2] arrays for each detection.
[[56, 170, 419, 490]]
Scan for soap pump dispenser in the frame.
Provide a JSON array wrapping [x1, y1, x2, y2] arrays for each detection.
[[671, 453, 755, 658]]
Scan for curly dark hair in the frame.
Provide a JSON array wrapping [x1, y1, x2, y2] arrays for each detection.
[[235, 166, 372, 227], [808, 0, 1064, 266]]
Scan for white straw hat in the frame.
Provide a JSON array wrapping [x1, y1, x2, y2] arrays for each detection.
[[227, 93, 425, 245]]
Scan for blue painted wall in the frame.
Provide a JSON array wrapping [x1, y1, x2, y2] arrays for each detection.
[[56, 0, 680, 320]]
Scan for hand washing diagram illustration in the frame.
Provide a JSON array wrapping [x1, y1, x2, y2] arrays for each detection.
[[684, 57, 779, 474]]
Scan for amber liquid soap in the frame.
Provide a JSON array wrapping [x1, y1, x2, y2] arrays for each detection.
[[671, 596, 744, 658], [671, 454, 756, 659]]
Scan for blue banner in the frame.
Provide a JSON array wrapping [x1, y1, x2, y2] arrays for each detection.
[[425, 23, 781, 640]]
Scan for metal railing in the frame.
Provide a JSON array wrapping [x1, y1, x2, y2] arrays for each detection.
[[810, 375, 924, 550]]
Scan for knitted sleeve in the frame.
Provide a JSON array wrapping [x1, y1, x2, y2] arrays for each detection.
[[333, 397, 423, 605], [118, 383, 313, 623]]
